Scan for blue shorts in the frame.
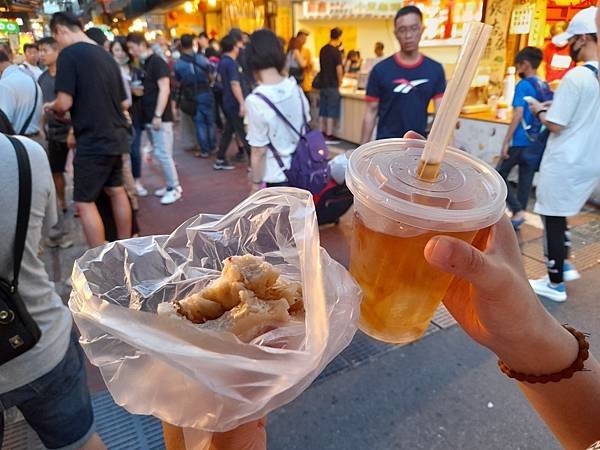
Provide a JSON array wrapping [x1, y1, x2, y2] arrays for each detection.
[[319, 87, 341, 119], [0, 334, 95, 450]]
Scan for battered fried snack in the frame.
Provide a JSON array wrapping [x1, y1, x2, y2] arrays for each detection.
[[158, 255, 304, 342]]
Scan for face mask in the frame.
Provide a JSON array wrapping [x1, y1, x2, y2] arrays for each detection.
[[569, 38, 582, 62], [518, 72, 526, 79]]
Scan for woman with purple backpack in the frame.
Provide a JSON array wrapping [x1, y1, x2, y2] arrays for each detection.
[[245, 29, 313, 193]]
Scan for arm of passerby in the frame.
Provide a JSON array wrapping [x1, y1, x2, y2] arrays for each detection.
[[500, 106, 523, 159], [66, 127, 76, 150], [294, 49, 307, 69], [361, 102, 378, 144], [231, 81, 246, 117], [423, 214, 600, 450], [48, 92, 73, 117], [153, 77, 170, 130], [336, 64, 344, 87], [529, 100, 564, 134], [249, 147, 266, 194]]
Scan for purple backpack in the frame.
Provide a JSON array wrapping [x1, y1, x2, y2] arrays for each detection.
[[254, 89, 330, 194]]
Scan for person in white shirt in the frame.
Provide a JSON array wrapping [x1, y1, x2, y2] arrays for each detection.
[[245, 29, 310, 193], [528, 6, 600, 302], [21, 42, 43, 80], [0, 44, 43, 136]]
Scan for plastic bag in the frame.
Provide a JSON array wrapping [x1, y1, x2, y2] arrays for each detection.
[[69, 188, 360, 441]]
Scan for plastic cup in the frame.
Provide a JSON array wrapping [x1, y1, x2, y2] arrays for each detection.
[[346, 138, 507, 344]]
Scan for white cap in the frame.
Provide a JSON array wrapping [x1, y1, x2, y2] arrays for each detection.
[[552, 6, 598, 46]]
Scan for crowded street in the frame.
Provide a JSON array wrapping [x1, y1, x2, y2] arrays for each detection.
[[1, 0, 600, 449]]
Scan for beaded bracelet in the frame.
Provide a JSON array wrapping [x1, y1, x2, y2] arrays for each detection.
[[498, 325, 590, 384]]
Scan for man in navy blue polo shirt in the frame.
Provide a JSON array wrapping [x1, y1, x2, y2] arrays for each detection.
[[361, 5, 446, 142]]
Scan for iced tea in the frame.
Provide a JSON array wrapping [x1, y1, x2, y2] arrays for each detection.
[[350, 215, 478, 344]]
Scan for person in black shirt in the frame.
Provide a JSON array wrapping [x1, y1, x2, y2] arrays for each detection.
[[127, 32, 182, 205], [48, 12, 132, 249], [318, 27, 344, 142]]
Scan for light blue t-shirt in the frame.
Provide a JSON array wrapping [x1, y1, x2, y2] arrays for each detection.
[[511, 77, 539, 148]]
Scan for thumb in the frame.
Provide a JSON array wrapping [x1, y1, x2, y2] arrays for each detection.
[[424, 236, 495, 293]]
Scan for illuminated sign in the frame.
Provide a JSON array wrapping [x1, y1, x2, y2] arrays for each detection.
[[0, 19, 20, 34]]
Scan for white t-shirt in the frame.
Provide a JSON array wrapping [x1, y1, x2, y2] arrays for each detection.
[[246, 77, 311, 184], [0, 65, 43, 135], [534, 61, 600, 217]]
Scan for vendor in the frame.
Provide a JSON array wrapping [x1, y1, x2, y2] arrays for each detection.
[[344, 50, 362, 74], [361, 5, 446, 142]]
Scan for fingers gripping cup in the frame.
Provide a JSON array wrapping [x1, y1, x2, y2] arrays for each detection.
[[346, 138, 507, 344]]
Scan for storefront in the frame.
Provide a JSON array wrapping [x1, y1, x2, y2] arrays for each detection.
[[298, 0, 594, 166]]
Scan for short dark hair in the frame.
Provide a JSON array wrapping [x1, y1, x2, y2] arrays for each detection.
[[0, 47, 10, 63], [198, 31, 208, 40], [220, 34, 237, 53], [229, 27, 243, 43], [246, 29, 286, 73], [126, 32, 147, 46], [330, 27, 342, 40], [37, 37, 58, 48], [180, 33, 194, 50], [395, 5, 423, 23], [85, 27, 106, 46], [375, 41, 384, 50], [23, 43, 39, 52], [49, 12, 83, 33], [515, 46, 544, 69]]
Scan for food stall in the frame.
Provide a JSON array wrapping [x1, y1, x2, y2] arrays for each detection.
[[300, 0, 593, 168]]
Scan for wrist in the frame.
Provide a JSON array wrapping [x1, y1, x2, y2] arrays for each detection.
[[154, 113, 162, 119], [492, 313, 579, 376]]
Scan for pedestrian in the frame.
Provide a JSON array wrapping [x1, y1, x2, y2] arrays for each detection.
[[84, 27, 109, 51], [497, 47, 549, 230], [214, 34, 251, 171], [361, 5, 446, 143], [318, 27, 344, 143], [0, 132, 106, 450], [344, 50, 362, 74], [196, 31, 210, 55], [374, 41, 385, 58], [126, 32, 183, 205], [37, 36, 73, 249], [110, 36, 148, 197], [21, 42, 43, 80], [285, 36, 307, 86], [296, 29, 313, 94], [528, 6, 600, 302], [47, 12, 132, 248], [175, 33, 217, 158], [245, 29, 310, 192], [0, 44, 43, 138]]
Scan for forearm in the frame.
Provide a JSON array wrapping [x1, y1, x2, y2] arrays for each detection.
[[232, 83, 245, 108], [538, 112, 563, 134], [250, 147, 266, 183], [361, 108, 377, 144], [494, 316, 600, 449], [155, 88, 169, 117], [337, 66, 344, 86], [503, 110, 522, 145]]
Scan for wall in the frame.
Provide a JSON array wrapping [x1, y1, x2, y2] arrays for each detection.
[[296, 16, 460, 77]]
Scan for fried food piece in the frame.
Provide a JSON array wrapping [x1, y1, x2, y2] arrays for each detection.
[[202, 290, 291, 343], [158, 255, 304, 340], [176, 294, 225, 324]]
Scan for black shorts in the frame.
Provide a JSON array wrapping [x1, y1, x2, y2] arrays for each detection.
[[47, 140, 70, 174], [73, 154, 123, 203]]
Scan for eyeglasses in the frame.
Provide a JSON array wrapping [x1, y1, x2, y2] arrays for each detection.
[[396, 25, 421, 36]]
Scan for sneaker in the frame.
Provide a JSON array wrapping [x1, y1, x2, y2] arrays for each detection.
[[46, 236, 74, 249], [136, 183, 148, 197], [213, 159, 235, 171], [154, 187, 167, 197], [160, 186, 183, 205], [198, 152, 210, 159], [529, 278, 567, 302], [543, 261, 581, 283]]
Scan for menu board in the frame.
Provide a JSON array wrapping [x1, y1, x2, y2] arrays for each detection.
[[509, 3, 533, 35]]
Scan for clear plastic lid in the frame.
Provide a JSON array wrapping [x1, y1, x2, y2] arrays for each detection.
[[346, 139, 507, 232]]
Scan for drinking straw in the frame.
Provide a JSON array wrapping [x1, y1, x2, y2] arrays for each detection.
[[417, 21, 492, 181]]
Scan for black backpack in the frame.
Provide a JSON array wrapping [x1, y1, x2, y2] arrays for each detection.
[[0, 135, 42, 365]]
